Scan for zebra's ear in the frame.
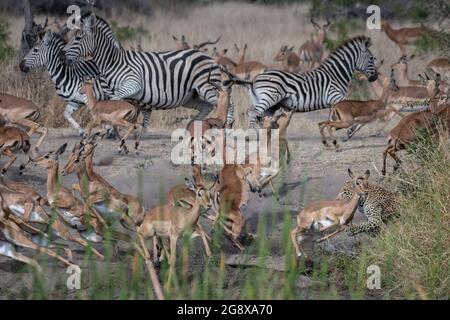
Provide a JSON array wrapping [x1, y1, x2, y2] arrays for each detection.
[[84, 13, 96, 33], [43, 30, 52, 45]]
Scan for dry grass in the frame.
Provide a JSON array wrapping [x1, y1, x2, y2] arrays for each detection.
[[0, 2, 445, 130], [365, 132, 449, 299]]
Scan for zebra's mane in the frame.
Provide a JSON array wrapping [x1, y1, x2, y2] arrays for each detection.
[[85, 14, 123, 50], [329, 36, 371, 56]]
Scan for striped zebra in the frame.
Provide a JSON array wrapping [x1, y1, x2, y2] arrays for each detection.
[[62, 13, 232, 129], [246, 36, 378, 127], [19, 30, 111, 136]]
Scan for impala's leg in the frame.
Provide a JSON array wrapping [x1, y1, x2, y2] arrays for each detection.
[[1, 148, 17, 175], [22, 202, 34, 222], [290, 226, 301, 257], [318, 121, 331, 148], [86, 116, 100, 138], [282, 138, 291, 164], [51, 219, 104, 260], [344, 124, 364, 141], [382, 146, 390, 176], [0, 240, 42, 273], [167, 234, 178, 287], [317, 226, 346, 242], [1, 218, 73, 266], [319, 216, 340, 232], [112, 118, 135, 154], [196, 224, 212, 257], [64, 104, 84, 136], [327, 121, 352, 149], [14, 119, 47, 148], [390, 149, 402, 171]]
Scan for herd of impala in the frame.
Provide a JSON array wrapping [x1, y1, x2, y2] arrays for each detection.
[[0, 14, 449, 297]]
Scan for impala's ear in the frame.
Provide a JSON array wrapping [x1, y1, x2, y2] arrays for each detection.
[[172, 35, 177, 41], [348, 168, 355, 179], [364, 170, 370, 179], [56, 143, 68, 156], [184, 178, 196, 192]]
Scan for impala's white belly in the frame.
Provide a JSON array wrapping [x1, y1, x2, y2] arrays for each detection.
[[8, 204, 47, 223], [0, 241, 15, 257], [313, 219, 334, 230], [58, 210, 84, 229], [31, 234, 51, 247], [92, 203, 123, 221], [81, 230, 103, 243]]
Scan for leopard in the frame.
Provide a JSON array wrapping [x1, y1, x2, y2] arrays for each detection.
[[337, 174, 400, 236]]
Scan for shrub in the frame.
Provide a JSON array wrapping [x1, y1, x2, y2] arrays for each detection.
[[0, 21, 15, 62], [362, 130, 449, 299]]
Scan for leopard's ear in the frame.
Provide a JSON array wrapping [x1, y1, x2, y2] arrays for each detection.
[[364, 170, 370, 179], [348, 168, 354, 179]]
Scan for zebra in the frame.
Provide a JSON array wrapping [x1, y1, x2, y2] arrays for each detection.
[[245, 36, 378, 127], [19, 30, 111, 137], [62, 13, 233, 129]]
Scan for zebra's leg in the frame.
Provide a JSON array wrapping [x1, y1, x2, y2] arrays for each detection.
[[226, 100, 235, 129], [64, 103, 84, 136]]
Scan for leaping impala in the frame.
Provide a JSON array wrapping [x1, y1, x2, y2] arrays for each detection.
[[80, 79, 143, 154], [382, 74, 450, 175], [0, 93, 47, 149], [0, 114, 33, 175]]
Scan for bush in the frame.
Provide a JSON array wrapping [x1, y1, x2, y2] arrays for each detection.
[[0, 21, 15, 62], [362, 130, 449, 299], [109, 21, 146, 43]]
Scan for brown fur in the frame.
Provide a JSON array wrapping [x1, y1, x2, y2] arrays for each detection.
[[0, 93, 47, 149]]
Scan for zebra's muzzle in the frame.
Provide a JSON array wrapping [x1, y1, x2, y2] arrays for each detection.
[[368, 72, 378, 82], [19, 60, 29, 73]]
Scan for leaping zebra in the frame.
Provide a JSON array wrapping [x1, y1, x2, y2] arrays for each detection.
[[62, 13, 233, 129], [245, 36, 378, 127], [20, 30, 111, 136]]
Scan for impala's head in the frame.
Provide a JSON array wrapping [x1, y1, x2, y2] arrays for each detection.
[[79, 78, 94, 95], [20, 30, 59, 73], [32, 143, 67, 169], [172, 34, 189, 50], [274, 45, 294, 62], [62, 132, 102, 175], [184, 178, 212, 209], [310, 15, 331, 42], [62, 140, 85, 175], [348, 169, 370, 195]]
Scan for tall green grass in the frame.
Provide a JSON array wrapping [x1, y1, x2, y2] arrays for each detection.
[[358, 130, 449, 299]]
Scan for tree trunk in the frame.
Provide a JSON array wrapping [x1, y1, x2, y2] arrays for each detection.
[[19, 0, 47, 60]]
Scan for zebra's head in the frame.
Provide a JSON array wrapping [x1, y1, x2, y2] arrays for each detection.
[[63, 14, 97, 66], [20, 30, 59, 73], [353, 37, 378, 82], [63, 13, 122, 66]]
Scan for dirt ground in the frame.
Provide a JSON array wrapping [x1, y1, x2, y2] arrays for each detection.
[[0, 105, 404, 299]]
